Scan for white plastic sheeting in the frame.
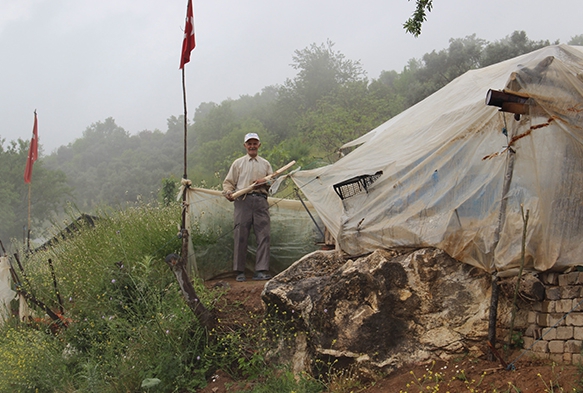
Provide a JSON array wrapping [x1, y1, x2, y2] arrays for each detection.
[[0, 256, 16, 324], [186, 188, 324, 279], [291, 45, 583, 273]]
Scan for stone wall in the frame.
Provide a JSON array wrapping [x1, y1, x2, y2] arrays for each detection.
[[521, 271, 583, 364]]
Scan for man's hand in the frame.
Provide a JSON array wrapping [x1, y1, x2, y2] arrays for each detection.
[[253, 177, 272, 189], [253, 178, 265, 189], [224, 191, 235, 201]]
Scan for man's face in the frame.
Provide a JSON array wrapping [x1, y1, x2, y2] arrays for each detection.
[[244, 139, 261, 157]]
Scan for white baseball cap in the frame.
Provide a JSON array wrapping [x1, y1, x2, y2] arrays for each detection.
[[244, 132, 260, 142]]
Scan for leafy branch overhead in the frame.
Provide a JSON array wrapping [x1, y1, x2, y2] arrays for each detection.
[[404, 0, 433, 37]]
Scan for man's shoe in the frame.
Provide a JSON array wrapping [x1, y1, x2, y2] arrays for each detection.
[[252, 271, 272, 281], [236, 272, 246, 282]]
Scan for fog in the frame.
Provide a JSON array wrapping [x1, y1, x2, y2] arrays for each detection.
[[0, 0, 580, 153]]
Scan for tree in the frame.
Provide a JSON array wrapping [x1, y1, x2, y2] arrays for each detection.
[[481, 31, 554, 67], [0, 138, 71, 245], [282, 40, 367, 111], [159, 177, 179, 206], [411, 34, 487, 103], [568, 34, 583, 46], [298, 81, 388, 153], [44, 118, 184, 210]]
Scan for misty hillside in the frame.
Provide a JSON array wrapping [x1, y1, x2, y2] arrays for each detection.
[[2, 31, 581, 243]]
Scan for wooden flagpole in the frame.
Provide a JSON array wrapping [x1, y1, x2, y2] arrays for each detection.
[[178, 0, 195, 276], [27, 183, 31, 251], [181, 67, 188, 231]]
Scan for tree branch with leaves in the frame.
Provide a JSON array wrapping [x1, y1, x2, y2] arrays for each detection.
[[403, 0, 433, 37]]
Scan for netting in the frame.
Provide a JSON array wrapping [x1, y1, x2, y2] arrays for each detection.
[[185, 188, 325, 280]]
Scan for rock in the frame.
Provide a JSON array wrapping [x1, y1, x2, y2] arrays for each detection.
[[261, 247, 492, 375], [499, 273, 545, 302]]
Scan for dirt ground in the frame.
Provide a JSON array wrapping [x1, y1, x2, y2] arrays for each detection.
[[199, 277, 583, 393]]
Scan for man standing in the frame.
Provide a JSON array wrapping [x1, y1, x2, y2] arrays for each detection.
[[223, 133, 273, 282]]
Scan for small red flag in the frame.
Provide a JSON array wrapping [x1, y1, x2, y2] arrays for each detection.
[[24, 111, 38, 184], [179, 0, 195, 69]]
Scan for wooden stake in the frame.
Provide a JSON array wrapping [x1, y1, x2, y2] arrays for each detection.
[[488, 144, 516, 360]]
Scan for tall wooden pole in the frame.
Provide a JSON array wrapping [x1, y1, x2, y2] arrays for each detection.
[[181, 67, 188, 231], [180, 61, 192, 277], [488, 147, 516, 360], [27, 183, 31, 251], [182, 68, 188, 183]]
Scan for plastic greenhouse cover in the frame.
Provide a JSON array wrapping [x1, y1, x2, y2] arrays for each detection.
[[290, 44, 583, 274], [0, 257, 16, 324]]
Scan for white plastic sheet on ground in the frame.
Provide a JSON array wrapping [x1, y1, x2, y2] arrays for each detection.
[[291, 44, 583, 274], [185, 188, 324, 279]]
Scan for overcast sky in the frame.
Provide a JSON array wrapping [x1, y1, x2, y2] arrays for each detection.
[[1, 0, 581, 154]]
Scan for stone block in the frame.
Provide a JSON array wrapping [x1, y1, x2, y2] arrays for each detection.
[[566, 312, 583, 327], [556, 326, 574, 340], [574, 327, 583, 340], [565, 340, 582, 354], [537, 313, 566, 327], [557, 299, 575, 313], [563, 352, 572, 363], [540, 272, 558, 285], [574, 298, 583, 312], [541, 300, 555, 313], [532, 340, 548, 353], [541, 327, 557, 340], [536, 313, 548, 327], [545, 287, 561, 300], [550, 353, 564, 363], [512, 311, 529, 329], [558, 272, 579, 286], [524, 324, 537, 338], [522, 336, 534, 349], [527, 311, 537, 324], [572, 353, 582, 364], [548, 340, 564, 353], [561, 285, 582, 299]]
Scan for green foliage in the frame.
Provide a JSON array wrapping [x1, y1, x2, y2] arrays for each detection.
[[283, 40, 367, 111], [44, 117, 184, 211], [298, 81, 387, 153], [0, 327, 70, 392], [1, 201, 322, 392], [245, 367, 325, 393], [569, 34, 583, 46], [403, 0, 433, 37], [417, 34, 487, 95], [1, 31, 577, 242], [0, 138, 71, 244], [481, 31, 555, 67], [159, 176, 179, 207], [0, 203, 232, 392]]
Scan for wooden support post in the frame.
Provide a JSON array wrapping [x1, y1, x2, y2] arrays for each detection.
[[488, 146, 516, 360]]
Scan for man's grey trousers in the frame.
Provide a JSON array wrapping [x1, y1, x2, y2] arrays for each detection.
[[233, 194, 270, 273]]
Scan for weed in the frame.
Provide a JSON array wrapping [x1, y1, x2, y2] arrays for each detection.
[[537, 362, 568, 393]]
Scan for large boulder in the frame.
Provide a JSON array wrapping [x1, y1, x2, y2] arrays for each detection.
[[261, 247, 495, 375]]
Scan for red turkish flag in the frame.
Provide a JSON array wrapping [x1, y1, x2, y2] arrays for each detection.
[[179, 0, 195, 69], [24, 111, 38, 184]]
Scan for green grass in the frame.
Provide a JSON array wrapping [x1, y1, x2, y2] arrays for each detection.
[[4, 201, 582, 393], [0, 201, 334, 393]]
